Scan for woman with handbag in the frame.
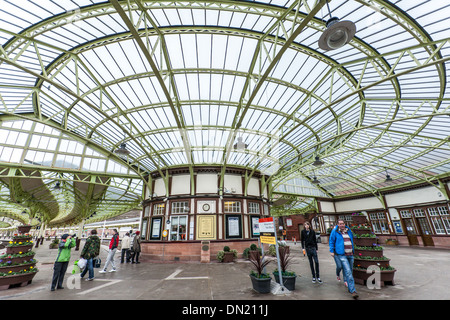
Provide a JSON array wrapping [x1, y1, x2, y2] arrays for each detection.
[[131, 231, 141, 264], [80, 229, 100, 281]]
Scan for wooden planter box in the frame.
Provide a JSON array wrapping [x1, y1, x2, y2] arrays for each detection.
[[12, 236, 32, 242], [352, 229, 373, 236], [354, 258, 390, 269], [353, 237, 377, 247], [0, 262, 36, 274], [5, 244, 34, 255], [0, 272, 38, 290], [17, 226, 32, 234], [352, 216, 367, 225], [354, 249, 383, 258], [353, 268, 396, 286], [0, 255, 35, 265], [222, 252, 235, 263]]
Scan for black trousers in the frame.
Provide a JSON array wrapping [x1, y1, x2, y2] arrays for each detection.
[[51, 261, 69, 289], [121, 249, 130, 263], [131, 251, 140, 263], [306, 247, 320, 278]]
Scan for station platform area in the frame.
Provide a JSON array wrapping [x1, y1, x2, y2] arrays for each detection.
[[0, 239, 448, 303]]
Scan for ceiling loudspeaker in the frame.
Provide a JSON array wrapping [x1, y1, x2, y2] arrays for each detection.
[[318, 17, 356, 51]]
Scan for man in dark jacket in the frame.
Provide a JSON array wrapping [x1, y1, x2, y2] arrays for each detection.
[[99, 229, 119, 273], [301, 221, 322, 283], [80, 229, 100, 281]]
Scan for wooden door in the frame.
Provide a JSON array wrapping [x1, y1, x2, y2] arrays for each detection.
[[412, 209, 434, 246], [403, 219, 419, 245], [400, 210, 419, 245], [416, 217, 435, 246]]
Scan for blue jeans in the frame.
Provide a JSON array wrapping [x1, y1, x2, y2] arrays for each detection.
[[333, 255, 344, 280], [80, 258, 94, 279], [336, 254, 356, 293]]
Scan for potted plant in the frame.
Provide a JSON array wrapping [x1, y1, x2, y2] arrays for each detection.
[[244, 243, 261, 260], [248, 247, 272, 294], [217, 246, 237, 263], [49, 238, 59, 249], [272, 245, 297, 290]]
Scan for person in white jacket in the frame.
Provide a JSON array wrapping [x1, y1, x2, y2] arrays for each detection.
[[120, 232, 131, 263]]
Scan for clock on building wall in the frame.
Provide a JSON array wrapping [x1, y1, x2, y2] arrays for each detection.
[[202, 203, 210, 212]]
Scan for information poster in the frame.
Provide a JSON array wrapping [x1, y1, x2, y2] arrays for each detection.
[[251, 216, 260, 236], [196, 215, 216, 240], [228, 217, 240, 237], [151, 218, 161, 239]]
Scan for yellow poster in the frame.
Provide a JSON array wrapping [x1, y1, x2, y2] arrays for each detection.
[[196, 215, 216, 240], [260, 235, 276, 245]]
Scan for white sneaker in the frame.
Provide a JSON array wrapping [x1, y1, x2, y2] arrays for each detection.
[[109, 269, 116, 272], [312, 278, 316, 283], [99, 270, 106, 273]]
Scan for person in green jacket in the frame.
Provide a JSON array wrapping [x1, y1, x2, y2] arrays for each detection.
[[51, 234, 76, 291]]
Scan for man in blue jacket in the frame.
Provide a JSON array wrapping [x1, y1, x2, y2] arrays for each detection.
[[329, 219, 358, 299]]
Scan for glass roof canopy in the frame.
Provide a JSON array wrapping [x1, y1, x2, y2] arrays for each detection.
[[0, 0, 449, 226]]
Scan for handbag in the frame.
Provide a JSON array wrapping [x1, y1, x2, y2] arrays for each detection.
[[93, 257, 101, 268]]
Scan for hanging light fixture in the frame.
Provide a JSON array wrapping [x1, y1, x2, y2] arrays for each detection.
[[313, 155, 325, 167], [312, 176, 320, 184], [233, 137, 248, 150], [115, 143, 130, 156], [53, 181, 61, 190], [384, 169, 393, 183], [318, 1, 356, 51]]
